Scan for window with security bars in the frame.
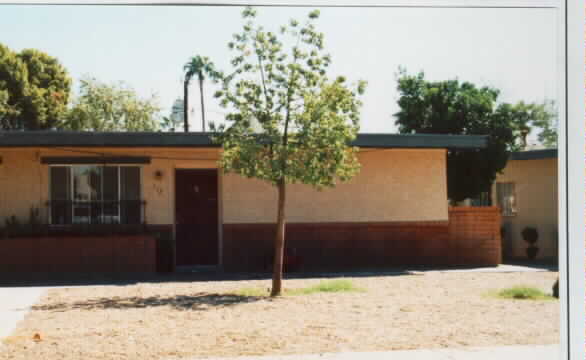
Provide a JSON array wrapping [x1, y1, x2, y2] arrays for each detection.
[[49, 165, 143, 225], [496, 182, 517, 216]]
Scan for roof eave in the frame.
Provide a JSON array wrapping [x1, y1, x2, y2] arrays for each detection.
[[0, 131, 488, 150]]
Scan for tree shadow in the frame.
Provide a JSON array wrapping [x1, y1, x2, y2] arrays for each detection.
[[0, 269, 414, 288], [31, 292, 265, 312]]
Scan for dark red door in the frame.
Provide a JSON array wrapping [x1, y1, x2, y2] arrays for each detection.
[[175, 169, 219, 266]]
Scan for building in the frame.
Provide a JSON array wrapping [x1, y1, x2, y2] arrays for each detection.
[[491, 148, 558, 261], [0, 131, 503, 275]]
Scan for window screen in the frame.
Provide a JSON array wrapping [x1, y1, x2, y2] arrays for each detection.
[[49, 166, 142, 225], [120, 167, 141, 224], [496, 182, 516, 216], [50, 166, 72, 225]]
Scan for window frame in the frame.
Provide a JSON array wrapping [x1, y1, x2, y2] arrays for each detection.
[[48, 164, 143, 226], [496, 181, 517, 217]]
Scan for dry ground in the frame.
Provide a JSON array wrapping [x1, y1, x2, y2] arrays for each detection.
[[0, 271, 559, 360]]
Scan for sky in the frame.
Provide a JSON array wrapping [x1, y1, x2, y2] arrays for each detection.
[[0, 4, 558, 139]]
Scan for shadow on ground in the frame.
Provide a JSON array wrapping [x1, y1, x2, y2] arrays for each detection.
[[0, 269, 413, 288], [31, 292, 264, 312], [0, 262, 558, 288]]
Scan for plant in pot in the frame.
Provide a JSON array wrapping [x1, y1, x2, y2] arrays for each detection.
[[521, 226, 539, 260]]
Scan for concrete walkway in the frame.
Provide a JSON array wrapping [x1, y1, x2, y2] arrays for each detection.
[[0, 287, 47, 339], [198, 345, 560, 360], [410, 263, 557, 274]]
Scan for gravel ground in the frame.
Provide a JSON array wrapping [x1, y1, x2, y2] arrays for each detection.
[[0, 271, 559, 360]]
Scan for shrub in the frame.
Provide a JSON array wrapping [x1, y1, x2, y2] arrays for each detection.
[[521, 227, 539, 245], [289, 279, 363, 295], [496, 286, 555, 300], [552, 278, 559, 298], [233, 279, 364, 297]]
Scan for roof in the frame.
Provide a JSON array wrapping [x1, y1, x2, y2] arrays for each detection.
[[0, 131, 487, 150], [511, 148, 558, 160]]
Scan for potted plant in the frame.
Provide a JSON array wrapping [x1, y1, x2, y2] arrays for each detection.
[[521, 226, 539, 260]]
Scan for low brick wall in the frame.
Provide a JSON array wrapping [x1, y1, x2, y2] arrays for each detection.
[[0, 235, 157, 274], [448, 206, 502, 265], [223, 207, 502, 271], [223, 221, 451, 272]]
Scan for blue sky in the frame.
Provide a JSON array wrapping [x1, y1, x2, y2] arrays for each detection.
[[0, 5, 557, 137]]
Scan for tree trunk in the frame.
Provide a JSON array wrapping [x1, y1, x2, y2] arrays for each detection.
[[271, 179, 286, 297], [199, 77, 206, 132], [183, 80, 189, 132]]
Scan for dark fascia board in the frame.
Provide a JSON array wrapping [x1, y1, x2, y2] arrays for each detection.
[[41, 156, 151, 165], [511, 149, 558, 161], [352, 133, 487, 149], [0, 131, 215, 148], [0, 131, 487, 150]]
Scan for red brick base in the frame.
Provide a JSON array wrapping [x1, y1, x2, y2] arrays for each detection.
[[0, 208, 501, 274], [448, 207, 502, 265], [0, 235, 157, 274], [223, 207, 501, 271]]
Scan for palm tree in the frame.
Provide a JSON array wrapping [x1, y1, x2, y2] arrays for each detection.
[[183, 56, 218, 132]]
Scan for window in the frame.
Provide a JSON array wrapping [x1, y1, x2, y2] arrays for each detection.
[[496, 182, 517, 216], [49, 166, 142, 225], [470, 191, 491, 207]]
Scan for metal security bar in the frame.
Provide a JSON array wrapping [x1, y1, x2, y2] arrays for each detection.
[[47, 200, 146, 225]]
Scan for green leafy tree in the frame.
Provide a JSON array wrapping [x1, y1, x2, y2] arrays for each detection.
[[211, 7, 366, 296], [64, 76, 161, 131], [498, 100, 556, 150], [0, 44, 25, 128], [184, 55, 220, 132], [395, 69, 516, 203], [0, 43, 71, 130], [531, 99, 557, 148]]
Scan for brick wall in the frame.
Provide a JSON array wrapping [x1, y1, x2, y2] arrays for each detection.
[[223, 221, 451, 272], [448, 206, 502, 265], [223, 207, 502, 271], [0, 208, 502, 275], [0, 235, 157, 274]]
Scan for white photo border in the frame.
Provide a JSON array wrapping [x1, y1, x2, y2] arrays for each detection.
[[562, 0, 585, 359], [0, 0, 581, 359]]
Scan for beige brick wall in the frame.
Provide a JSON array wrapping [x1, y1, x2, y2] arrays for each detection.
[[491, 157, 558, 259], [0, 147, 448, 226], [222, 149, 448, 223], [0, 148, 219, 225]]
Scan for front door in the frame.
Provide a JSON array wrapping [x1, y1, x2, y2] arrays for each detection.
[[175, 169, 219, 266]]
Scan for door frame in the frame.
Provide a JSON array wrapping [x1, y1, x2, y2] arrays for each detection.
[[173, 168, 222, 267]]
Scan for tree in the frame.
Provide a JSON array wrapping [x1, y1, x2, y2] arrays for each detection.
[[498, 100, 556, 150], [211, 7, 366, 296], [160, 115, 180, 132], [0, 43, 71, 130], [395, 70, 516, 203], [532, 99, 557, 148], [64, 76, 161, 131], [183, 55, 220, 132]]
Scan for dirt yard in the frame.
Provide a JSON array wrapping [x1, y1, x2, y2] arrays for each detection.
[[0, 271, 559, 360]]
